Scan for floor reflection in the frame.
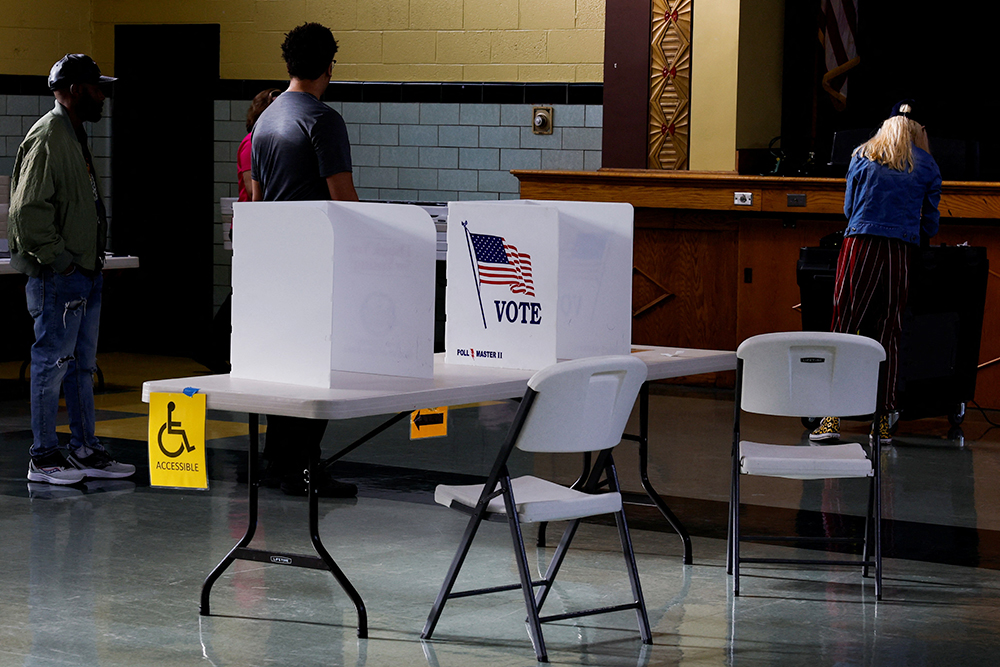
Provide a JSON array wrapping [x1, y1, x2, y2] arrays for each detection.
[[3, 354, 1000, 665]]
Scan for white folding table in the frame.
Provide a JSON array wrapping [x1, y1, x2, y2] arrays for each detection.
[[141, 346, 735, 638]]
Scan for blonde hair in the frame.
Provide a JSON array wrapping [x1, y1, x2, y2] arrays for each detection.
[[853, 115, 925, 172]]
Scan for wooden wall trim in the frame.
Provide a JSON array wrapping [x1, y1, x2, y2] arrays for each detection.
[[513, 170, 1000, 220]]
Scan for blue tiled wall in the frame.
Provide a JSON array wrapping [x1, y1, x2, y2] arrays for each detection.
[[211, 99, 603, 310], [212, 99, 603, 203]]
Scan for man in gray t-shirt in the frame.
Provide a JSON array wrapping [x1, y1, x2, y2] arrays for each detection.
[[251, 90, 353, 202], [250, 22, 358, 205], [248, 22, 359, 498]]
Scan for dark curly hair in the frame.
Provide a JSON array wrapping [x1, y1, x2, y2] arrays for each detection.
[[281, 23, 338, 80]]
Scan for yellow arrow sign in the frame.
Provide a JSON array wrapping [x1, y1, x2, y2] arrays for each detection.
[[410, 407, 448, 439], [148, 392, 209, 489]]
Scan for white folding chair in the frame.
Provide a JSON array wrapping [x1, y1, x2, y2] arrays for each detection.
[[421, 355, 653, 662], [729, 332, 886, 598]]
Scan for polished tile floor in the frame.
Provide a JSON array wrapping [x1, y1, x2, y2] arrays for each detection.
[[2, 354, 1000, 666]]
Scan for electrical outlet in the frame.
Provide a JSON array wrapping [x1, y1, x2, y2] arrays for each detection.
[[734, 192, 753, 206]]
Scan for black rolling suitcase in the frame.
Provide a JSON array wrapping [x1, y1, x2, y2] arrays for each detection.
[[797, 243, 989, 427]]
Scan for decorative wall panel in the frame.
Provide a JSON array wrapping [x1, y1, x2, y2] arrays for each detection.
[[648, 0, 692, 170]]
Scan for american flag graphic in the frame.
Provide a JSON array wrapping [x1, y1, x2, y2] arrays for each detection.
[[469, 232, 535, 297]]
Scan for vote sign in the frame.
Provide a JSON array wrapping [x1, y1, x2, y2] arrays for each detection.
[[445, 200, 633, 371], [445, 203, 559, 370]]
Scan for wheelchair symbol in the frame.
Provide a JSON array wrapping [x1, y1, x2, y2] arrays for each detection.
[[157, 401, 196, 458]]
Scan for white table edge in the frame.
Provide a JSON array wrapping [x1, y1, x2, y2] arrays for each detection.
[[141, 347, 736, 420]]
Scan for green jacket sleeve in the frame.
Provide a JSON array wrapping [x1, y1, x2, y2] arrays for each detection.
[[9, 136, 74, 273]]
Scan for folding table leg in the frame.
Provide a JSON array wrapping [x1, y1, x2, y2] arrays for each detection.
[[546, 382, 694, 563], [201, 413, 261, 616], [200, 415, 371, 636], [307, 458, 368, 638], [319, 411, 409, 471], [636, 382, 693, 564]]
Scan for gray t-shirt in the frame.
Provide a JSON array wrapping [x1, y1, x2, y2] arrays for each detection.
[[250, 91, 352, 201]]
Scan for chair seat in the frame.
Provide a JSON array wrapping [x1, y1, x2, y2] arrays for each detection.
[[739, 441, 873, 479], [435, 475, 623, 524]]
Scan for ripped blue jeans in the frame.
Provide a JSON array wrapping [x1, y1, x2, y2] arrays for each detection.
[[26, 269, 103, 458]]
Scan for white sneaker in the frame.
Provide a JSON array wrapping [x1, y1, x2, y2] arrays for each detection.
[[68, 449, 136, 479], [27, 452, 87, 485]]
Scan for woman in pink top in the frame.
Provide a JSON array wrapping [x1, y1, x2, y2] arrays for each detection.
[[212, 88, 283, 372], [237, 88, 281, 201]]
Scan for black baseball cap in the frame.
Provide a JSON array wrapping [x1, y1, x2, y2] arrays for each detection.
[[48, 54, 117, 91]]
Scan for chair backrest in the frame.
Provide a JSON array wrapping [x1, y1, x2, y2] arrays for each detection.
[[737, 332, 885, 418], [515, 355, 647, 453]]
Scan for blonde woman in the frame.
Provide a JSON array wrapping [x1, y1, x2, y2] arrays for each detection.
[[810, 100, 942, 444]]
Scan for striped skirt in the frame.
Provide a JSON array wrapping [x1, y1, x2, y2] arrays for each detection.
[[831, 234, 912, 412]]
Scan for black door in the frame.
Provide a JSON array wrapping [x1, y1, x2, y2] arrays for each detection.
[[112, 24, 219, 358]]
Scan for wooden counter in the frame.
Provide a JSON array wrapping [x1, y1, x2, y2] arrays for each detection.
[[513, 169, 1000, 409], [515, 169, 1000, 219]]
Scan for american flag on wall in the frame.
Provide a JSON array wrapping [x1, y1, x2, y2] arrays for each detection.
[[469, 232, 535, 297], [820, 0, 859, 110]]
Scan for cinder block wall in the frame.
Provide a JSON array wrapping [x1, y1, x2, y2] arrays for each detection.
[[3, 0, 604, 83], [214, 100, 602, 201], [211, 98, 603, 310], [2, 92, 603, 316], [3, 1, 610, 315]]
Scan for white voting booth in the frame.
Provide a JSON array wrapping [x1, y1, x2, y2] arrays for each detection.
[[230, 201, 437, 388], [445, 200, 633, 371]]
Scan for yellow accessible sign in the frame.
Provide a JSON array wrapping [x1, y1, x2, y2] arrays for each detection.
[[148, 392, 209, 489], [410, 407, 448, 439]]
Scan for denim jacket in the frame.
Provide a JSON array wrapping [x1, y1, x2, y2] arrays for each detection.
[[843, 146, 941, 245], [7, 101, 107, 276]]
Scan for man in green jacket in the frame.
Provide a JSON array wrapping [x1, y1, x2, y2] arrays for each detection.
[[7, 54, 134, 485]]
